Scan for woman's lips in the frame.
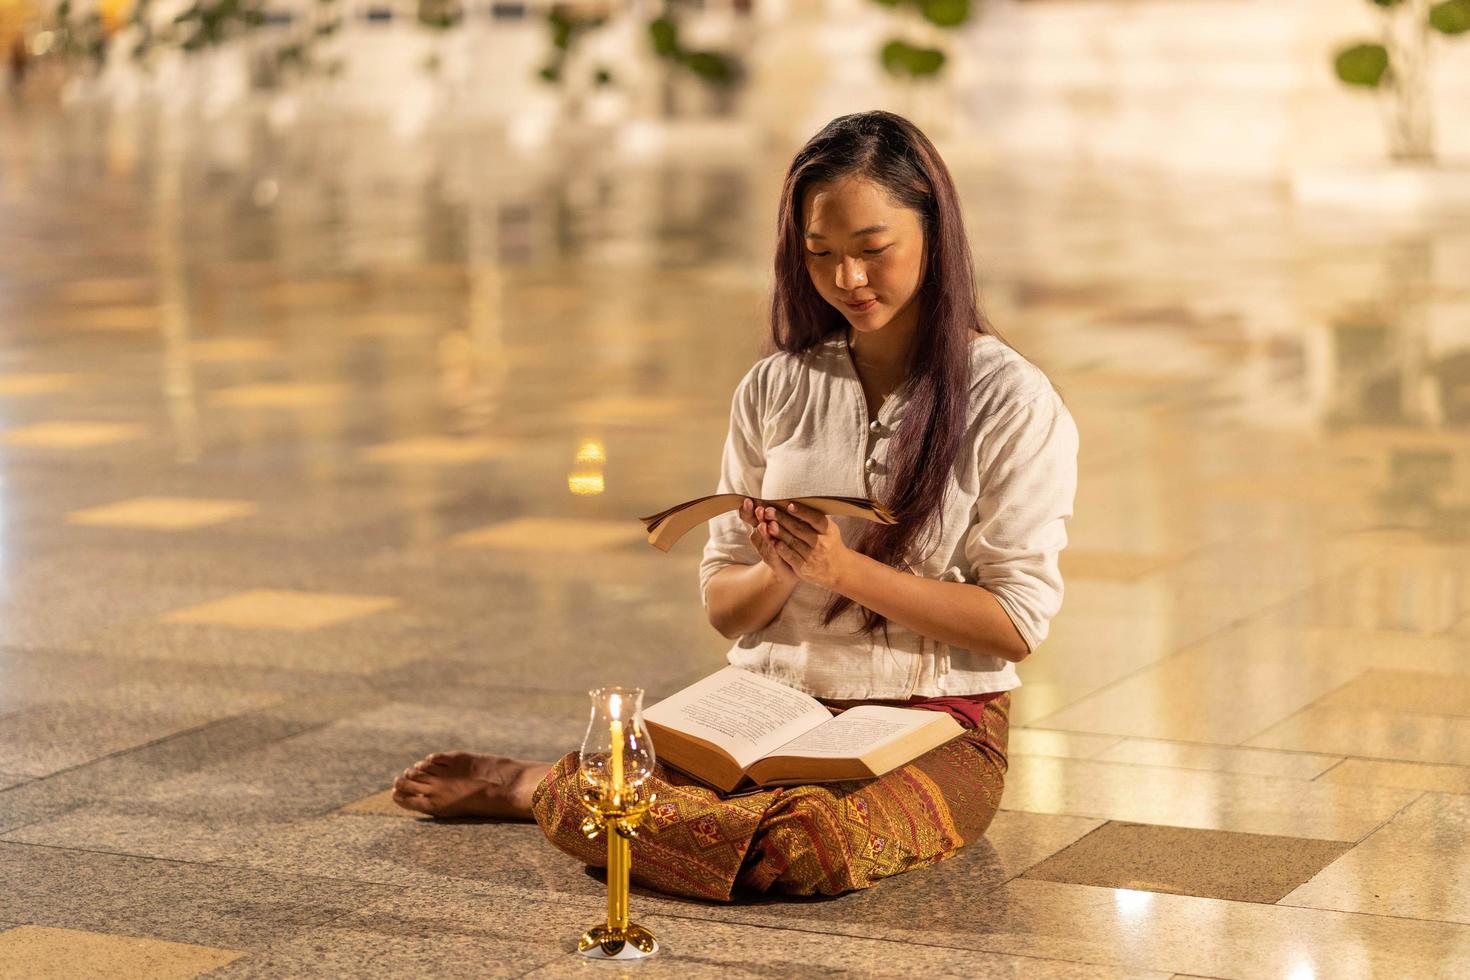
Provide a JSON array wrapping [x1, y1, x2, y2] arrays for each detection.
[[844, 298, 877, 312]]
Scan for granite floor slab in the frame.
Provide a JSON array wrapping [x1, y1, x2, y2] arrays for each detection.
[[1021, 822, 1352, 903]]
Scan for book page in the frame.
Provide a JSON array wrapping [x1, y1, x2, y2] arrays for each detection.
[[766, 705, 938, 759], [643, 666, 832, 771]]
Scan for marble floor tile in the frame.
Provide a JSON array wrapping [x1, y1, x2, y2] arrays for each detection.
[[1028, 633, 1366, 745], [339, 789, 419, 817], [1010, 729, 1123, 760], [1246, 704, 1470, 766], [66, 497, 258, 530], [352, 891, 1170, 980], [188, 338, 279, 362], [52, 277, 156, 305], [0, 374, 83, 397], [0, 682, 283, 777], [948, 878, 1470, 979], [0, 925, 244, 980], [204, 926, 562, 979], [1282, 793, 1470, 923], [1000, 754, 1420, 841], [58, 304, 161, 331], [0, 421, 147, 448], [160, 589, 401, 631], [1313, 668, 1470, 717], [208, 383, 349, 408], [1022, 821, 1350, 903], [451, 517, 647, 552], [0, 842, 397, 949], [1317, 758, 1470, 795], [357, 436, 516, 465], [1059, 550, 1189, 583], [1092, 739, 1342, 779]]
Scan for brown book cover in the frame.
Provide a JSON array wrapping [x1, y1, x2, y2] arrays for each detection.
[[641, 667, 963, 793], [639, 493, 897, 553]]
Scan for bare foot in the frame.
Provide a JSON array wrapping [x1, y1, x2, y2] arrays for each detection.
[[392, 751, 553, 819]]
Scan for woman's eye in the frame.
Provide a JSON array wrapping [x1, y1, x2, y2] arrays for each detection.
[[864, 247, 889, 255], [807, 251, 830, 257]]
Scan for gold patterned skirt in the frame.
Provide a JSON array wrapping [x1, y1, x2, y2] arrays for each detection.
[[530, 691, 1009, 900]]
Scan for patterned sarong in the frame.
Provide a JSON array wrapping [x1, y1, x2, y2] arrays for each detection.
[[530, 691, 1009, 900]]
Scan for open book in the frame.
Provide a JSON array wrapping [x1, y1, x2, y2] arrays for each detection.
[[641, 666, 963, 793], [639, 493, 897, 553]]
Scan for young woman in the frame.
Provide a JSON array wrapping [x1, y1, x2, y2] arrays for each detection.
[[393, 110, 1078, 901]]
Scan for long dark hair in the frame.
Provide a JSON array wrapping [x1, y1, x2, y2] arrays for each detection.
[[767, 110, 1011, 637]]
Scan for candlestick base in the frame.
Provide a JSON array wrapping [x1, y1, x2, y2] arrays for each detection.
[[577, 923, 660, 959]]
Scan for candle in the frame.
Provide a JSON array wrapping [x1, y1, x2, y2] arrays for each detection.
[[608, 690, 624, 803], [609, 718, 624, 801]]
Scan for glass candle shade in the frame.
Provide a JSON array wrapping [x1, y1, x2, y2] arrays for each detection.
[[578, 686, 655, 806]]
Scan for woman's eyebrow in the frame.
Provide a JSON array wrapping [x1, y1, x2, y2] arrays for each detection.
[[804, 224, 890, 240]]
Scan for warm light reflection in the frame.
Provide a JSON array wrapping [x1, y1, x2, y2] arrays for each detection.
[[575, 440, 606, 464], [568, 472, 605, 496], [1113, 888, 1153, 917], [1285, 959, 1315, 980]]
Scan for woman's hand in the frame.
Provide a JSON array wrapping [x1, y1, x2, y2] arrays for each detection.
[[738, 497, 799, 586], [760, 500, 852, 591]]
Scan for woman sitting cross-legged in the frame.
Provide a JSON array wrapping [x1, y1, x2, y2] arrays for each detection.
[[393, 109, 1079, 901]]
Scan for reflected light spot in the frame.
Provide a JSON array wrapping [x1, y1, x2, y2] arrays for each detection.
[[575, 440, 606, 464], [1113, 888, 1153, 917], [1285, 960, 1315, 980], [568, 472, 605, 496]]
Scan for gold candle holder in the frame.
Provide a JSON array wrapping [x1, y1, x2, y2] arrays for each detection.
[[575, 687, 660, 960]]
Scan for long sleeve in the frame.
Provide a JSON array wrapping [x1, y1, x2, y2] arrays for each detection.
[[960, 387, 1079, 654], [698, 365, 768, 612]]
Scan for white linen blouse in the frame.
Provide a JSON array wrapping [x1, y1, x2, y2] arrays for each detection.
[[698, 329, 1079, 700]]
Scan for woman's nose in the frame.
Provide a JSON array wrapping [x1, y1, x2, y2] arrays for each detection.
[[835, 259, 867, 290]]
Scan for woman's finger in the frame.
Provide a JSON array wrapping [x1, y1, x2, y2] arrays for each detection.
[[768, 508, 817, 546], [774, 539, 805, 567], [784, 500, 830, 531], [772, 526, 810, 561]]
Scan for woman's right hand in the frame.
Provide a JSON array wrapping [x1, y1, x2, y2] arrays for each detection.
[[739, 497, 800, 586]]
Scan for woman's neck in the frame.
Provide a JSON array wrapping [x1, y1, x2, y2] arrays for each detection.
[[847, 304, 919, 391]]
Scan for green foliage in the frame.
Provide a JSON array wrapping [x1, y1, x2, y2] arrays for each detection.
[[417, 0, 462, 31], [642, 5, 740, 89], [648, 16, 678, 57], [538, 8, 608, 87], [881, 40, 945, 78], [1430, 0, 1470, 34], [1333, 42, 1390, 87], [683, 50, 736, 85], [919, 0, 968, 29], [868, 0, 970, 81]]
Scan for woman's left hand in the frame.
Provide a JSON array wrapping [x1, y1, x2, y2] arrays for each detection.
[[758, 500, 851, 591]]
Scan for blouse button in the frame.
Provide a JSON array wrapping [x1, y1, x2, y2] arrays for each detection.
[[869, 420, 883, 434], [864, 457, 877, 473]]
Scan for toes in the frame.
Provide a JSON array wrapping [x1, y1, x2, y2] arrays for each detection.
[[392, 790, 434, 814], [394, 768, 435, 793]]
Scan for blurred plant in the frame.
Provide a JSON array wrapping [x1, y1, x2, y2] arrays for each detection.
[[645, 1, 739, 89], [1332, 0, 1469, 161], [52, 0, 111, 67], [536, 5, 610, 86], [869, 0, 974, 79], [416, 0, 462, 31]]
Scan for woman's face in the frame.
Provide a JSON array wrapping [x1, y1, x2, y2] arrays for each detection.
[[801, 176, 926, 337]]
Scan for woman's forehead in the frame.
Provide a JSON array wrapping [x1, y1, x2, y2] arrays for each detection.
[[802, 179, 915, 233]]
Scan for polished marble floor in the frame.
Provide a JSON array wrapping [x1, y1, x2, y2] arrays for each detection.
[[0, 100, 1468, 978]]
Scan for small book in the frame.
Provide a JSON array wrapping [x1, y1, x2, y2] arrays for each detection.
[[642, 666, 964, 793], [639, 493, 897, 553]]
